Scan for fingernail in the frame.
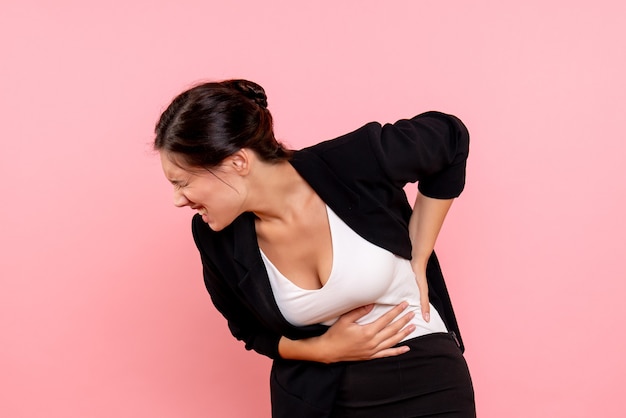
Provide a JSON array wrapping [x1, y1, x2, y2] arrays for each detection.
[[424, 312, 430, 322]]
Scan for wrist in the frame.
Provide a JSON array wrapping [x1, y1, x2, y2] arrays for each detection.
[[278, 335, 333, 364], [309, 334, 333, 364], [411, 254, 429, 269]]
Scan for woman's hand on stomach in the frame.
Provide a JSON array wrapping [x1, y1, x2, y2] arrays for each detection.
[[278, 302, 415, 364]]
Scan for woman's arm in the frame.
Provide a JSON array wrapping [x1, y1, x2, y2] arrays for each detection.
[[278, 302, 416, 364], [371, 112, 467, 321], [280, 114, 467, 362], [194, 217, 416, 363], [408, 193, 454, 322]]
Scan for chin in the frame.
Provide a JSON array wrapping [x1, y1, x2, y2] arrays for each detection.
[[205, 218, 229, 232], [208, 223, 226, 232], [203, 212, 239, 232]]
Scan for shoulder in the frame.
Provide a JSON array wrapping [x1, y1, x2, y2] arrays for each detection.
[[294, 111, 469, 196], [300, 121, 381, 156], [301, 111, 467, 156], [292, 121, 383, 185]]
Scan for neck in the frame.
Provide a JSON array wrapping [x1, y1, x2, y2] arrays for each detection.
[[246, 160, 315, 223]]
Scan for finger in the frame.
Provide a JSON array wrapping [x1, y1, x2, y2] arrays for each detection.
[[367, 301, 409, 332], [370, 345, 411, 359], [415, 277, 430, 322], [337, 304, 374, 324], [370, 324, 416, 358], [372, 312, 416, 346], [420, 294, 430, 323]]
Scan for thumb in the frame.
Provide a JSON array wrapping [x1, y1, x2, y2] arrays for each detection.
[[415, 275, 430, 323], [420, 292, 430, 323], [338, 304, 374, 323]]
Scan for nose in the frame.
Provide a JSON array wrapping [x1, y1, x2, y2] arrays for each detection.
[[173, 189, 190, 208]]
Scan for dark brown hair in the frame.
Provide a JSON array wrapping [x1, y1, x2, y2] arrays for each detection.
[[154, 79, 292, 167]]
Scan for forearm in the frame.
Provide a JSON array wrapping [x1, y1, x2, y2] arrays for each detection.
[[409, 192, 454, 268], [278, 335, 331, 363]]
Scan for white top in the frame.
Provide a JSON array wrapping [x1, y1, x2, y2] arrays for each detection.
[[260, 206, 447, 342]]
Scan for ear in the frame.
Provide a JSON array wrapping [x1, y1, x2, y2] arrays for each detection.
[[227, 149, 252, 175]]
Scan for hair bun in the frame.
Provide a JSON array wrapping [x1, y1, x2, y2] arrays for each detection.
[[226, 79, 268, 109]]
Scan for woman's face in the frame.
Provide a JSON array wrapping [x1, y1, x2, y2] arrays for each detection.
[[160, 151, 247, 231]]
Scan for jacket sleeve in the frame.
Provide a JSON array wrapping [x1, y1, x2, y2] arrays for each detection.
[[191, 216, 282, 359], [370, 111, 470, 199]]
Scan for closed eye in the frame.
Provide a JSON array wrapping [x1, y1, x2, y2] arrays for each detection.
[[170, 180, 186, 190]]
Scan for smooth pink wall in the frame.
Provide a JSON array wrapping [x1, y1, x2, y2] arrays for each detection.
[[2, 1, 625, 417]]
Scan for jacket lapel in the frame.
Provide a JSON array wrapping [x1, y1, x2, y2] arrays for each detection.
[[231, 213, 285, 325], [230, 212, 328, 338], [291, 148, 413, 260]]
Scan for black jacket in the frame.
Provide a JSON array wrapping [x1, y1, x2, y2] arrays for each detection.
[[191, 111, 470, 418]]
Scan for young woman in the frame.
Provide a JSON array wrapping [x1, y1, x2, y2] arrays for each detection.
[[155, 79, 475, 418]]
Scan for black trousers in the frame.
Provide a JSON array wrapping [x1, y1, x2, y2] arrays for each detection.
[[331, 332, 475, 418]]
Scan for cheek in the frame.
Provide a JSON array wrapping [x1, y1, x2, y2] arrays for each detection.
[[194, 189, 220, 209], [194, 178, 243, 212]]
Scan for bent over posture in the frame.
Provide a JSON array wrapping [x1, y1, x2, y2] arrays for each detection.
[[155, 79, 475, 418]]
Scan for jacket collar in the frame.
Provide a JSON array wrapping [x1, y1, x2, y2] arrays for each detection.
[[291, 148, 412, 259], [290, 149, 362, 221]]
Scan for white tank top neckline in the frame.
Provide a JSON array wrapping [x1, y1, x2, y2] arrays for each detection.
[[259, 205, 447, 341]]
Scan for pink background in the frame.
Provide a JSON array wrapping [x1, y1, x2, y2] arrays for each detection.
[[2, 1, 625, 417]]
